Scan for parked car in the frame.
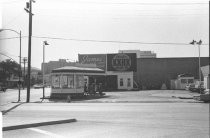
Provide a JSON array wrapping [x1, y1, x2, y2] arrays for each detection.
[[33, 84, 44, 89], [0, 85, 7, 92], [191, 86, 205, 93], [185, 83, 195, 91], [200, 90, 210, 102]]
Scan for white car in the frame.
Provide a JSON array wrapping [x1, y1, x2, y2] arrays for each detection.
[[33, 84, 44, 89]]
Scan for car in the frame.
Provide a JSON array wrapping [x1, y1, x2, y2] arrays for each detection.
[[33, 84, 44, 89], [185, 83, 195, 91], [0, 85, 7, 92], [200, 90, 210, 102]]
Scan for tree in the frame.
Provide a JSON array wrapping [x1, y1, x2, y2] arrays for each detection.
[[0, 59, 19, 85]]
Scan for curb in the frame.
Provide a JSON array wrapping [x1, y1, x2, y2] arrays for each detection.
[[3, 118, 77, 131], [1, 103, 23, 115]]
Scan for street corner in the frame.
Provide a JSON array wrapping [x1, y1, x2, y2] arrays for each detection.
[[3, 118, 77, 131]]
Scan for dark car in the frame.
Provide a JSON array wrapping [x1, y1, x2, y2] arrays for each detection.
[[0, 85, 7, 92], [190, 85, 205, 93]]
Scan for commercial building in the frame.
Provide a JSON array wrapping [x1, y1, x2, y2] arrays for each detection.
[[79, 54, 209, 90], [136, 57, 209, 90], [78, 53, 137, 90], [45, 52, 209, 91], [118, 50, 156, 58]]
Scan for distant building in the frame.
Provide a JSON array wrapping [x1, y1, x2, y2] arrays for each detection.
[[42, 59, 97, 85], [118, 50, 156, 58], [42, 59, 97, 75]]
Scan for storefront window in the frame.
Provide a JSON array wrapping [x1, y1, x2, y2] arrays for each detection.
[[68, 75, 74, 88], [188, 79, 194, 84], [60, 75, 68, 88], [120, 78, 123, 86], [52, 75, 60, 88], [127, 78, 131, 87], [181, 79, 187, 83], [76, 75, 84, 88]]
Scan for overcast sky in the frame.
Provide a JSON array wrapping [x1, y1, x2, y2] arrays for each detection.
[[0, 0, 209, 69]]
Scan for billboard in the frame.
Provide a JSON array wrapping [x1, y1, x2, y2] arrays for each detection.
[[78, 54, 106, 70], [107, 53, 136, 71]]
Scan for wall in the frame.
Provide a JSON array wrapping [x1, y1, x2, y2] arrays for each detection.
[[136, 57, 209, 90], [106, 71, 133, 90], [204, 76, 209, 89]]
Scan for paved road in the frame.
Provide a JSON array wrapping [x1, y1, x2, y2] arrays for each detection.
[[0, 88, 201, 106], [0, 88, 51, 106], [3, 103, 209, 138]]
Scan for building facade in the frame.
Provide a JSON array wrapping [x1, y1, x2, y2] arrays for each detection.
[[118, 50, 156, 58], [136, 57, 209, 90], [78, 53, 137, 90]]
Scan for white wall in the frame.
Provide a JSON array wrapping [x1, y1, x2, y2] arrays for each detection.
[[106, 71, 133, 90], [204, 76, 209, 89]]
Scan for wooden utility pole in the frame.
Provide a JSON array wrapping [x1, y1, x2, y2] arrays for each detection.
[[25, 0, 35, 102], [22, 57, 27, 89]]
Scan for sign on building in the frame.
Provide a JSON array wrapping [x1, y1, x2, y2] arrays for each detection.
[[78, 54, 106, 70], [107, 53, 137, 71]]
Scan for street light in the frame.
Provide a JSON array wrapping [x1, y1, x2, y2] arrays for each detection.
[[0, 28, 22, 102], [42, 41, 49, 100], [190, 39, 202, 94]]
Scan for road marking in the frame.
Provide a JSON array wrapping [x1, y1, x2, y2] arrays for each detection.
[[28, 128, 66, 138]]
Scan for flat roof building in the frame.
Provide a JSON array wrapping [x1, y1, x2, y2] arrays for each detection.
[[118, 50, 156, 58]]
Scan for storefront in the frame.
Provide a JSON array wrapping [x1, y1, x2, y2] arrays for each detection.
[[78, 53, 137, 90]]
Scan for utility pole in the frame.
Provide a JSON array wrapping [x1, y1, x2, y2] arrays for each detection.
[[42, 41, 49, 100], [18, 30, 22, 102], [22, 57, 27, 89], [25, 0, 35, 103], [190, 40, 202, 94]]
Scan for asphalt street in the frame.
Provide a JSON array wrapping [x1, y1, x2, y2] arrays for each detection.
[[3, 103, 209, 138], [1, 88, 209, 138], [0, 88, 51, 106]]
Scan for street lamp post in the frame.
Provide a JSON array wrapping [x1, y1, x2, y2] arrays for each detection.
[[42, 41, 49, 99], [190, 39, 202, 94], [0, 29, 22, 102]]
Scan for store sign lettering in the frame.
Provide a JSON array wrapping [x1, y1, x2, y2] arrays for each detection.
[[79, 54, 106, 70], [112, 54, 131, 71], [81, 56, 103, 63]]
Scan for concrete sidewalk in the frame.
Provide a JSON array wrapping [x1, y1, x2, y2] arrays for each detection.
[[2, 102, 77, 130]]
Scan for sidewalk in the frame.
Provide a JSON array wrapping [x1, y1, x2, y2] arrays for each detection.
[[2, 102, 77, 130]]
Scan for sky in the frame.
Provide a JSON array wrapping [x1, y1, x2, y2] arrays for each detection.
[[0, 0, 209, 69]]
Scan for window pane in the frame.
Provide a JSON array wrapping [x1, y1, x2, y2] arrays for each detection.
[[60, 75, 68, 88], [188, 79, 194, 84], [120, 78, 123, 86], [181, 79, 187, 83], [52, 75, 60, 88], [76, 75, 84, 88], [127, 78, 131, 87], [68, 75, 74, 88]]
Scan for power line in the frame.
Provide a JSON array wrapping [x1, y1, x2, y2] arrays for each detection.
[[0, 35, 209, 45], [1, 51, 19, 58], [0, 36, 27, 40], [0, 52, 19, 63], [32, 36, 209, 45]]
